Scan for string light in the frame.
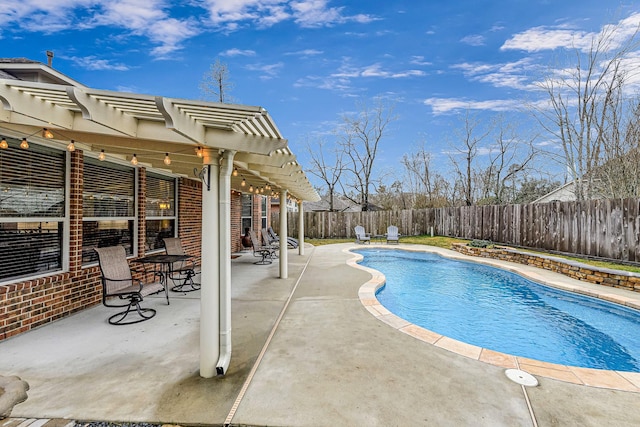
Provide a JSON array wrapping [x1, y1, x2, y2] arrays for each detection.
[[98, 149, 106, 161], [233, 167, 238, 176], [131, 153, 138, 166], [164, 153, 171, 165], [241, 178, 246, 187], [249, 184, 253, 192], [42, 128, 54, 139], [67, 140, 76, 152], [0, 137, 7, 149], [20, 138, 29, 149], [196, 147, 203, 158]]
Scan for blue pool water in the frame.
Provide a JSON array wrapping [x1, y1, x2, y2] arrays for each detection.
[[356, 248, 640, 372]]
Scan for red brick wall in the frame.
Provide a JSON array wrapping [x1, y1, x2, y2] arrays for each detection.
[[231, 190, 242, 253], [0, 151, 103, 341], [178, 177, 202, 264], [0, 161, 206, 342]]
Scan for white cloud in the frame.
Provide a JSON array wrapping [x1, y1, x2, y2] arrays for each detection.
[[200, 0, 377, 30], [220, 48, 257, 56], [285, 49, 324, 56], [461, 34, 485, 47], [410, 55, 432, 66], [0, 0, 199, 58], [452, 58, 541, 91], [502, 13, 640, 53], [67, 55, 130, 71], [333, 62, 426, 79], [423, 97, 525, 115], [245, 62, 284, 79]]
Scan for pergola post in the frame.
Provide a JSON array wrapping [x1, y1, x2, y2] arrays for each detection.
[[200, 150, 220, 378], [298, 200, 304, 256], [279, 189, 288, 279]]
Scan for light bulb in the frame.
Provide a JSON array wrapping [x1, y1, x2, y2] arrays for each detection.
[[67, 140, 75, 152], [0, 138, 7, 149], [164, 153, 171, 165], [131, 154, 138, 166], [233, 167, 238, 176], [43, 128, 54, 139], [196, 147, 203, 158], [241, 178, 246, 187], [98, 149, 106, 161], [249, 184, 254, 192], [20, 138, 29, 149]]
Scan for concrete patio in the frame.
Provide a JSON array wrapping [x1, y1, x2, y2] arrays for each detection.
[[2, 243, 640, 426]]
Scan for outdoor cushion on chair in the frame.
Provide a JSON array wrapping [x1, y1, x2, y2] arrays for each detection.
[[95, 246, 164, 325]]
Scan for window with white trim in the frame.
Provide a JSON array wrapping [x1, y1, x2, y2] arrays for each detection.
[[261, 196, 267, 230], [241, 193, 252, 234], [0, 138, 66, 282], [82, 159, 136, 265], [145, 173, 176, 252]]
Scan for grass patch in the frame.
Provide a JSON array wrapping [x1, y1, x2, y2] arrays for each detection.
[[305, 235, 467, 249]]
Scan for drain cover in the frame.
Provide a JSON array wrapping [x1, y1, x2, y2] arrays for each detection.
[[505, 369, 539, 387]]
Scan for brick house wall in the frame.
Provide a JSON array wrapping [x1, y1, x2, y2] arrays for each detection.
[[231, 190, 242, 253], [0, 154, 208, 342]]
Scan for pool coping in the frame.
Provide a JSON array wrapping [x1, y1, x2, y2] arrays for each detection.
[[348, 243, 640, 393]]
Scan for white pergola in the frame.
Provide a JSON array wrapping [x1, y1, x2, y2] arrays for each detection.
[[0, 77, 319, 377]]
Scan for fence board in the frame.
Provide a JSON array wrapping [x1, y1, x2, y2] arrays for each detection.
[[273, 197, 640, 262]]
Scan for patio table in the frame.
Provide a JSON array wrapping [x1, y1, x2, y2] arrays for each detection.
[[135, 254, 191, 305]]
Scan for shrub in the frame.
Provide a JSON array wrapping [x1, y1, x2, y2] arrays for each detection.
[[468, 239, 493, 248]]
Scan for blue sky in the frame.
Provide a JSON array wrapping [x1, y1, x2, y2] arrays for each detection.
[[3, 0, 640, 188]]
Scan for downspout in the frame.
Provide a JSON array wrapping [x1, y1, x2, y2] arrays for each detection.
[[216, 150, 235, 375]]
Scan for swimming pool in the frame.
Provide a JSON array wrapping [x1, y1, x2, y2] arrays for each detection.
[[355, 248, 640, 372]]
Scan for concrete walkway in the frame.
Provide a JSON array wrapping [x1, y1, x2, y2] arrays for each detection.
[[2, 243, 640, 426]]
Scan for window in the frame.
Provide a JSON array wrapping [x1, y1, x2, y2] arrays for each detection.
[[146, 173, 176, 252], [241, 193, 252, 234], [82, 159, 136, 265], [261, 196, 268, 230], [0, 138, 66, 282]]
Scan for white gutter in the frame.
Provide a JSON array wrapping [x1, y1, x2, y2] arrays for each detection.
[[216, 150, 235, 375]]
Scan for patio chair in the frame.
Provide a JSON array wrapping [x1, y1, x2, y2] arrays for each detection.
[[95, 246, 164, 325], [268, 226, 299, 249], [163, 237, 200, 292], [354, 225, 371, 244], [249, 229, 277, 265], [261, 228, 279, 258], [387, 225, 400, 244]]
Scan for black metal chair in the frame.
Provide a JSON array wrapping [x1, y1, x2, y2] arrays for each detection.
[[95, 246, 164, 325], [163, 237, 200, 292], [249, 229, 277, 265]]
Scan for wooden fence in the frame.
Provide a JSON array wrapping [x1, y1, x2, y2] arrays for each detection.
[[272, 198, 640, 263]]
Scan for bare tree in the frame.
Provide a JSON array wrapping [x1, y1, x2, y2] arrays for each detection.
[[478, 116, 540, 204], [599, 98, 640, 197], [200, 58, 235, 103], [338, 98, 396, 211], [401, 143, 451, 208], [533, 21, 640, 200], [305, 137, 344, 211], [447, 110, 491, 206]]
